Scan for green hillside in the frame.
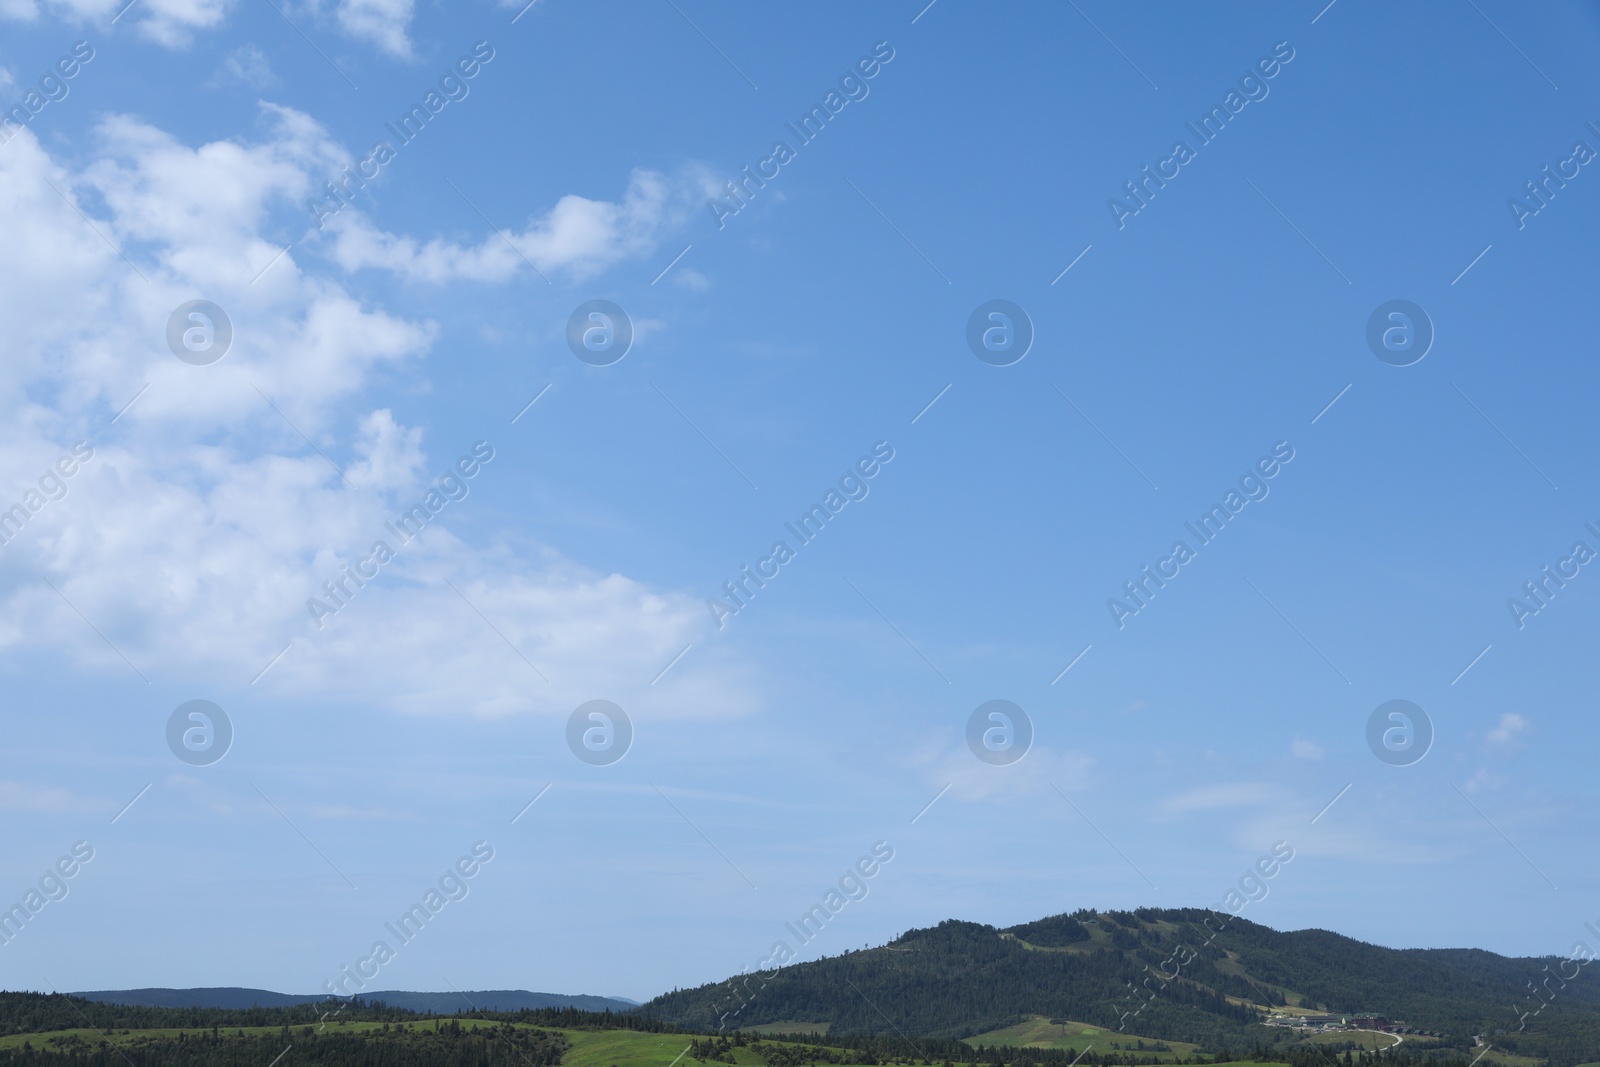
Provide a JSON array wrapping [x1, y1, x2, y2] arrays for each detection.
[[638, 908, 1600, 1066], [966, 1015, 1202, 1059]]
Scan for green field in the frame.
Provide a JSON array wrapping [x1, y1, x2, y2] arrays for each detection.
[[1298, 1030, 1402, 1051], [1471, 1050, 1543, 1067], [965, 1016, 1200, 1059], [563, 1029, 881, 1067], [563, 1029, 705, 1067]]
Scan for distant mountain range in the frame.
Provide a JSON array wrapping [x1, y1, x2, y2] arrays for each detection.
[[72, 987, 637, 1014]]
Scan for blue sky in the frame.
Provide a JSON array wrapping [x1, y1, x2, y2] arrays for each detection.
[[1, 0, 1598, 1004]]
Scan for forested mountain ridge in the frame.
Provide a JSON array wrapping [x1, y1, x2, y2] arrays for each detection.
[[637, 907, 1600, 1064]]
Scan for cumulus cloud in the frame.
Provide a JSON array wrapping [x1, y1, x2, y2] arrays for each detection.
[[1, 0, 416, 54], [211, 44, 277, 89], [671, 266, 712, 291], [326, 168, 702, 283], [1, 0, 415, 55], [1291, 737, 1324, 760], [0, 445, 741, 718], [1, 0, 231, 48], [1486, 712, 1531, 749], [0, 103, 744, 720], [3, 0, 419, 55], [331, 0, 414, 57], [344, 409, 425, 491], [133, 0, 231, 47], [0, 108, 425, 432]]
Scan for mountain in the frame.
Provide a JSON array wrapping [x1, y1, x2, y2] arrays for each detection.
[[72, 987, 318, 1009], [72, 987, 636, 1013], [637, 907, 1600, 1065]]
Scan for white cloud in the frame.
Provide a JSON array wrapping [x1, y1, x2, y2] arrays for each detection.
[[0, 109, 427, 433], [133, 0, 231, 47], [0, 103, 748, 721], [332, 0, 414, 57], [0, 443, 746, 717], [4, 0, 416, 54], [2, 0, 231, 48], [3, 0, 406, 54], [212, 44, 277, 89], [1291, 737, 1324, 760], [672, 266, 712, 291], [1486, 712, 1531, 749], [344, 409, 425, 491], [326, 168, 701, 283]]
